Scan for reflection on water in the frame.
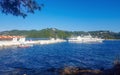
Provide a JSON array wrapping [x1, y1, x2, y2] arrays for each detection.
[[0, 40, 120, 74]]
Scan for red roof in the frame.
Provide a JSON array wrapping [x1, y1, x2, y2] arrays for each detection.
[[0, 35, 24, 40]]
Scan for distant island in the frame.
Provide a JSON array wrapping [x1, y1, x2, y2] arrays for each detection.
[[0, 28, 120, 39]]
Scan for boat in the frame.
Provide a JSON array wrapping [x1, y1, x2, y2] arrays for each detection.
[[68, 35, 104, 43], [17, 44, 33, 48]]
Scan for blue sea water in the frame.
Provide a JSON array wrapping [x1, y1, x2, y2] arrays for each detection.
[[0, 40, 120, 75]]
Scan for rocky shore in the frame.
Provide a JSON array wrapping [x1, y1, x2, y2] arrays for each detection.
[[1, 62, 120, 75]]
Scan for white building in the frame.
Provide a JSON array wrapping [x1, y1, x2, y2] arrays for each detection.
[[0, 35, 25, 42]]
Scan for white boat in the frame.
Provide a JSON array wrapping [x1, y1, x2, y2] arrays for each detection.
[[17, 44, 33, 48], [68, 35, 104, 43]]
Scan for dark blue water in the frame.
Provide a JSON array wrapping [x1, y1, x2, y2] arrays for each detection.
[[0, 40, 120, 75]]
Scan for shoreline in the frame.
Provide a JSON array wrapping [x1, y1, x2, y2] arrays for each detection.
[[0, 39, 120, 48], [1, 63, 120, 75], [105, 39, 120, 40], [0, 39, 66, 48]]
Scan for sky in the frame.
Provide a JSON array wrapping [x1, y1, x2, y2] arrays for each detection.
[[0, 0, 120, 32]]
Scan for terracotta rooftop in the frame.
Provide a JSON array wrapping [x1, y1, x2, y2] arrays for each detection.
[[0, 35, 24, 39]]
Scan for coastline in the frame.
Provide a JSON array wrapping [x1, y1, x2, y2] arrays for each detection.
[[1, 38, 120, 48], [0, 39, 66, 48], [1, 62, 120, 75], [104, 39, 120, 41]]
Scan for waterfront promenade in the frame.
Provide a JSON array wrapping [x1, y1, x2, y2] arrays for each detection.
[[0, 39, 66, 47]]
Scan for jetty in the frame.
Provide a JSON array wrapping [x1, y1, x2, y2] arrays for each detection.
[[24, 38, 66, 45], [0, 35, 66, 47]]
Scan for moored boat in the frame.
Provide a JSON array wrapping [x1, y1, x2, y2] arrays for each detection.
[[17, 44, 33, 48], [68, 35, 104, 43]]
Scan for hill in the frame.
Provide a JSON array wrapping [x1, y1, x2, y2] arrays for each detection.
[[0, 28, 120, 39]]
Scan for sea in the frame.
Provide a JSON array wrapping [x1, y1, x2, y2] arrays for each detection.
[[0, 40, 120, 75]]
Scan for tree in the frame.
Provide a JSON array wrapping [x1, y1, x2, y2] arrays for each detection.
[[0, 0, 44, 18]]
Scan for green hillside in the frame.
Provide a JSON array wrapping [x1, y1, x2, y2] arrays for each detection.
[[0, 28, 120, 39]]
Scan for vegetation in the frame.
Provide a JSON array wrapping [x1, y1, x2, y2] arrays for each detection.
[[0, 0, 43, 18], [0, 28, 120, 39]]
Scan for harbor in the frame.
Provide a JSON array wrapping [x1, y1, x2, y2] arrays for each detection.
[[0, 35, 105, 48], [0, 35, 66, 48], [0, 40, 120, 75]]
